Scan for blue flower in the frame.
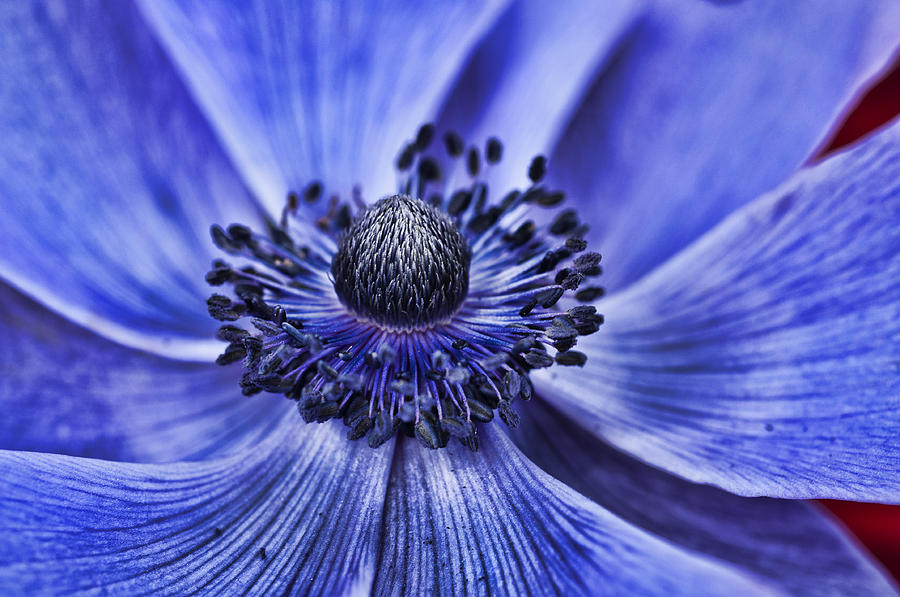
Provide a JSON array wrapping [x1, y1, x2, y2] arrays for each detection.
[[1, 0, 899, 594]]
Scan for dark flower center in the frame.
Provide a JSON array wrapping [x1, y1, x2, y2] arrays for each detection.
[[205, 124, 605, 451], [331, 194, 471, 330]]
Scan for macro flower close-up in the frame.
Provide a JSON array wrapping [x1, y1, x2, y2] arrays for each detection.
[[2, 0, 900, 595]]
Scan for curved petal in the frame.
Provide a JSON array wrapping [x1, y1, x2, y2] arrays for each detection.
[[434, 0, 641, 185], [0, 1, 261, 359], [0, 418, 391, 595], [509, 399, 898, 596], [138, 0, 510, 214], [549, 0, 900, 291], [374, 428, 771, 596], [537, 116, 900, 501], [0, 279, 285, 463]]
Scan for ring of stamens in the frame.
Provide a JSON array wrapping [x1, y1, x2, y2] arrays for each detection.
[[207, 124, 604, 451]]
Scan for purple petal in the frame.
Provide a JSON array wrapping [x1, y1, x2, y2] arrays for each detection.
[[550, 0, 900, 291], [538, 117, 900, 501], [510, 399, 898, 596], [0, 1, 261, 358], [0, 279, 284, 463], [138, 0, 510, 213], [435, 0, 640, 186], [374, 428, 770, 595], [0, 419, 391, 594]]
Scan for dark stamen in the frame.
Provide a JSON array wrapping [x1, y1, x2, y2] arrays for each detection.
[[303, 181, 323, 203], [415, 123, 435, 151], [207, 125, 605, 454], [444, 131, 464, 157], [466, 146, 481, 178], [528, 155, 547, 183], [417, 158, 442, 182], [486, 137, 503, 164], [396, 144, 416, 171]]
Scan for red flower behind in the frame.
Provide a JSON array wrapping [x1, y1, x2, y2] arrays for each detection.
[[821, 54, 900, 582]]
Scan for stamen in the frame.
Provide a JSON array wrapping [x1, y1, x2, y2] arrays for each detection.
[[444, 131, 465, 157], [528, 155, 547, 183], [207, 124, 604, 451], [414, 123, 435, 152], [466, 146, 481, 178], [485, 137, 503, 164]]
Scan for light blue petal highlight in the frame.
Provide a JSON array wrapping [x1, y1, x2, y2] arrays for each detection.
[[435, 0, 641, 188], [139, 0, 510, 213], [0, 419, 391, 595], [0, 1, 261, 357], [550, 0, 900, 291], [0, 279, 285, 463], [374, 427, 772, 595], [511, 399, 899, 596], [538, 117, 900, 501]]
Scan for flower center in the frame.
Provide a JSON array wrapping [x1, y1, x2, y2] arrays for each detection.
[[205, 124, 605, 451], [331, 194, 471, 331]]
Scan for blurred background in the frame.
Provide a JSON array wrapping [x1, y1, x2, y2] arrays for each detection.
[[820, 52, 900, 582]]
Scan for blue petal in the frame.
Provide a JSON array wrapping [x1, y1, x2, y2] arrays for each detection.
[[537, 117, 900, 501], [550, 0, 900, 291], [435, 0, 640, 186], [0, 279, 284, 463], [138, 0, 510, 214], [0, 419, 391, 595], [0, 1, 261, 358], [510, 399, 898, 596], [374, 428, 771, 595]]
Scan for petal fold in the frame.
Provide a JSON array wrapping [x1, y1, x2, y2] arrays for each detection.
[[374, 428, 771, 596], [0, 419, 391, 596], [0, 1, 260, 357], [0, 279, 284, 463], [138, 0, 510, 213], [538, 117, 900, 501], [550, 0, 900, 291], [510, 399, 899, 596]]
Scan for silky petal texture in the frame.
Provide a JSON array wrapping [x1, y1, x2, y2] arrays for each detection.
[[0, 1, 261, 359], [537, 117, 900, 501], [550, 0, 900, 291], [138, 0, 510, 214], [0, 418, 391, 595], [510, 399, 899, 596], [434, 0, 640, 186], [0, 279, 285, 463], [374, 428, 772, 596]]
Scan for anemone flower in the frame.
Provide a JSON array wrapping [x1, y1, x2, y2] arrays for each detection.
[[1, 1, 900, 595]]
